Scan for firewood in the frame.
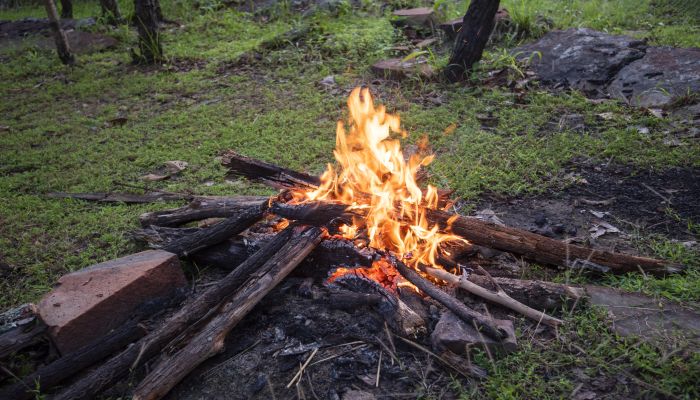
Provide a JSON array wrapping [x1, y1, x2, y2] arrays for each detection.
[[159, 204, 266, 257], [131, 226, 325, 400], [0, 320, 46, 359], [221, 150, 320, 190], [46, 191, 193, 203], [270, 201, 683, 276], [424, 267, 563, 327], [390, 258, 506, 340], [0, 291, 184, 400], [53, 226, 299, 400], [138, 196, 269, 227]]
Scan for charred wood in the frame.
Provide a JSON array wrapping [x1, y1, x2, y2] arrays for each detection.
[[53, 226, 298, 400], [0, 320, 46, 359], [139, 196, 269, 227], [221, 150, 320, 190], [130, 226, 324, 400]]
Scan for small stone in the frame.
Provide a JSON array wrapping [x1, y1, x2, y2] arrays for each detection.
[[430, 311, 517, 355], [392, 8, 435, 29], [371, 58, 433, 80], [38, 250, 186, 354]]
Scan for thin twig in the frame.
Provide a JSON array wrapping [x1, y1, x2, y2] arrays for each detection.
[[286, 347, 319, 388]]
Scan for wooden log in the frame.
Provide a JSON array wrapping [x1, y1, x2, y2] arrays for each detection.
[[0, 291, 184, 400], [53, 226, 299, 400], [47, 191, 192, 203], [221, 150, 320, 190], [425, 208, 683, 276], [0, 320, 46, 359], [139, 196, 269, 227], [390, 258, 506, 340], [131, 226, 325, 400], [270, 201, 682, 276], [424, 267, 563, 327], [160, 204, 266, 256]]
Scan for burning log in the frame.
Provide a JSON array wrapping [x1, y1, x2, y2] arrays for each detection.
[[139, 195, 269, 227], [130, 226, 324, 400], [391, 258, 507, 340], [159, 204, 266, 257], [53, 225, 300, 400], [269, 201, 683, 277], [424, 267, 563, 327]]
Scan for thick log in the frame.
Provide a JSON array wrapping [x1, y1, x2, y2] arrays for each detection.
[[0, 291, 184, 400], [160, 204, 266, 256], [270, 201, 682, 276], [426, 208, 683, 276], [221, 150, 320, 190], [425, 267, 563, 327], [131, 226, 324, 400], [0, 320, 46, 359], [53, 226, 299, 400], [391, 258, 506, 340], [139, 196, 269, 227]]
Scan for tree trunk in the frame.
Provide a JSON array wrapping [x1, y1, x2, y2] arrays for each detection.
[[133, 0, 163, 63], [99, 0, 123, 24], [444, 0, 500, 82], [43, 0, 75, 65], [59, 0, 72, 19]]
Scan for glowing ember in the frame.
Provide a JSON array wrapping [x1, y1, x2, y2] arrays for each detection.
[[297, 87, 465, 276]]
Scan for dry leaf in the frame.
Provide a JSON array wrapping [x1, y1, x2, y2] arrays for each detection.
[[443, 123, 457, 136], [140, 173, 170, 182]]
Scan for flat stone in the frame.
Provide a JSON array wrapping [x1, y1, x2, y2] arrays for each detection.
[[607, 47, 700, 108], [514, 28, 647, 96], [586, 286, 700, 345], [371, 58, 434, 80], [391, 7, 435, 29], [38, 250, 185, 354], [430, 311, 517, 355]]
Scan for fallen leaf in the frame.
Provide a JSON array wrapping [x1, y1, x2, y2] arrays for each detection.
[[140, 173, 170, 182], [443, 123, 457, 136], [475, 209, 505, 226]]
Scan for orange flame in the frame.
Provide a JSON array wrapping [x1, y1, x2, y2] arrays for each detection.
[[302, 88, 465, 271]]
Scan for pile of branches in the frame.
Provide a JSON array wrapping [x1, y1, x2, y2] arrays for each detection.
[[0, 151, 683, 400]]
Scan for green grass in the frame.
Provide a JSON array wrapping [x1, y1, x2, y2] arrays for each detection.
[[1, 0, 699, 397]]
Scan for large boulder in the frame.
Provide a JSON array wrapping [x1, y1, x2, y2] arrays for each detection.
[[37, 250, 186, 354], [607, 47, 700, 108], [515, 28, 646, 95]]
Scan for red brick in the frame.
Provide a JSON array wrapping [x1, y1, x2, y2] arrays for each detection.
[[38, 250, 185, 354]]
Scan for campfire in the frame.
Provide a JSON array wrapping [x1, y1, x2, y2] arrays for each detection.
[[2, 89, 683, 400]]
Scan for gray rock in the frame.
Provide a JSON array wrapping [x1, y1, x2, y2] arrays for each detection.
[[430, 311, 517, 355], [608, 47, 700, 108], [515, 28, 646, 95]]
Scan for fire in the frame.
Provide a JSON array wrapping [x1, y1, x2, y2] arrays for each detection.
[[300, 87, 465, 273]]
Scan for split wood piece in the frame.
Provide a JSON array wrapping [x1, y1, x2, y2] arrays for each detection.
[[160, 204, 266, 256], [270, 201, 682, 276], [391, 258, 505, 340], [131, 226, 325, 400], [139, 196, 269, 227], [221, 150, 321, 190], [467, 275, 586, 312], [53, 226, 298, 400], [47, 191, 192, 203], [425, 267, 563, 327], [1, 291, 184, 400], [425, 208, 683, 276]]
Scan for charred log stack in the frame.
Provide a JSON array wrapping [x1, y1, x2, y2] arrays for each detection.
[[0, 151, 684, 400]]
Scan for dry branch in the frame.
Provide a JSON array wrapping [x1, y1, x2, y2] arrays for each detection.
[[53, 226, 300, 400], [424, 267, 563, 327], [139, 196, 269, 227], [131, 226, 325, 400], [221, 150, 320, 189], [47, 191, 192, 203]]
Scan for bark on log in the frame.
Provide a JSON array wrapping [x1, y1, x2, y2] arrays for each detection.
[[139, 196, 269, 227], [444, 0, 500, 82], [131, 226, 324, 400], [160, 204, 265, 256], [53, 226, 299, 400], [43, 0, 74, 65], [221, 150, 321, 189], [391, 258, 506, 340]]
